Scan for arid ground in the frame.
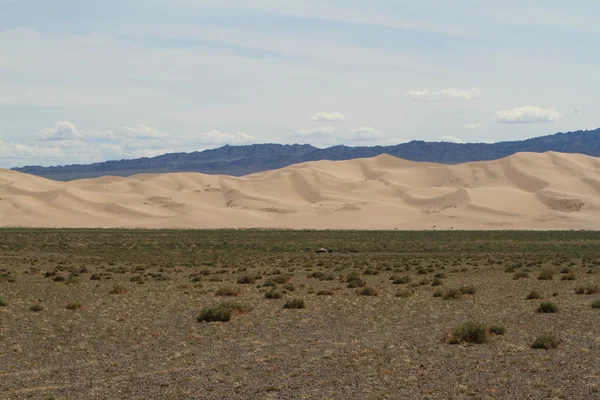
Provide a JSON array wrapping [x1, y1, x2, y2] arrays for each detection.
[[1, 229, 599, 399]]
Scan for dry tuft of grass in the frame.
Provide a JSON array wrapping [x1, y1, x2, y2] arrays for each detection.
[[447, 321, 489, 344], [531, 334, 561, 350]]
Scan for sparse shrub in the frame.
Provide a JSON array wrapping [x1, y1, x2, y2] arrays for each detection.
[[264, 290, 282, 299], [591, 299, 600, 309], [434, 272, 446, 279], [575, 285, 599, 295], [109, 285, 127, 295], [561, 273, 575, 281], [269, 275, 290, 284], [489, 326, 506, 335], [559, 267, 572, 274], [460, 286, 476, 295], [283, 283, 295, 292], [30, 304, 43, 312], [197, 301, 251, 322], [447, 321, 488, 344], [53, 275, 66, 282], [363, 268, 379, 276], [392, 276, 411, 285], [215, 286, 240, 297], [443, 288, 463, 300], [237, 275, 255, 284], [537, 301, 558, 313], [90, 273, 101, 280], [513, 271, 529, 280], [66, 302, 82, 310], [0, 298, 6, 307], [346, 272, 366, 288], [283, 298, 305, 309], [526, 291, 542, 300], [433, 289, 443, 297], [358, 287, 378, 296], [317, 290, 333, 296], [431, 278, 443, 287], [538, 270, 554, 280], [531, 334, 560, 350], [396, 289, 414, 298]]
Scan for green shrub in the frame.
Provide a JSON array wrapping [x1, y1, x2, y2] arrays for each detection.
[[531, 334, 560, 350], [0, 298, 6, 307], [537, 302, 558, 313], [197, 301, 251, 322], [591, 299, 600, 309], [433, 289, 443, 298], [489, 326, 506, 335], [526, 291, 542, 300], [431, 278, 443, 287], [447, 321, 488, 344], [215, 286, 240, 297], [283, 298, 305, 309]]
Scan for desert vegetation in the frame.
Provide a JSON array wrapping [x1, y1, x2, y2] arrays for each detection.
[[0, 229, 599, 399]]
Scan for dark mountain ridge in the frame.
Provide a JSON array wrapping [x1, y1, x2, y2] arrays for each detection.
[[12, 128, 600, 181]]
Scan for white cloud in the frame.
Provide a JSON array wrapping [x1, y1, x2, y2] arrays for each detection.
[[198, 129, 256, 144], [87, 130, 116, 140], [38, 120, 82, 141], [491, 106, 563, 123], [348, 126, 384, 141], [0, 139, 64, 159], [441, 135, 464, 144], [405, 87, 482, 101], [293, 125, 336, 137], [124, 124, 170, 139], [310, 112, 346, 122], [464, 123, 483, 130]]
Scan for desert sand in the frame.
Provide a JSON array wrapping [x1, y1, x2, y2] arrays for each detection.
[[1, 151, 600, 230]]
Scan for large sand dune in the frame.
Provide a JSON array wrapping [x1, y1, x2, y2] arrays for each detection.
[[1, 151, 600, 229]]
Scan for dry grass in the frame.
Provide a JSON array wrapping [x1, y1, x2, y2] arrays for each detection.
[[0, 229, 599, 399]]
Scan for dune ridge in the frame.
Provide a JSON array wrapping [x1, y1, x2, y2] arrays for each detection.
[[1, 151, 600, 230]]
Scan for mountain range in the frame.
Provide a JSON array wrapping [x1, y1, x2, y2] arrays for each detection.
[[12, 128, 600, 181]]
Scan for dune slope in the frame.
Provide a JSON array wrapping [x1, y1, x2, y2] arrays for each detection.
[[1, 151, 600, 229]]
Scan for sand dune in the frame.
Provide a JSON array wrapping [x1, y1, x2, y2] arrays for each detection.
[[1, 151, 600, 229]]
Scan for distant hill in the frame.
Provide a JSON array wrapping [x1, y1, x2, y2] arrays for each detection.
[[12, 128, 600, 181]]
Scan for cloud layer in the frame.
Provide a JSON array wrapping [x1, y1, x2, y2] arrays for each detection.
[[405, 87, 482, 101], [491, 106, 563, 123], [310, 112, 346, 122]]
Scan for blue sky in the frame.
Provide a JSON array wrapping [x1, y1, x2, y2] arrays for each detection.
[[1, 0, 598, 167]]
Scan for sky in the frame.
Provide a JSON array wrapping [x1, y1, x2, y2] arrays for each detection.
[[1, 0, 599, 168]]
